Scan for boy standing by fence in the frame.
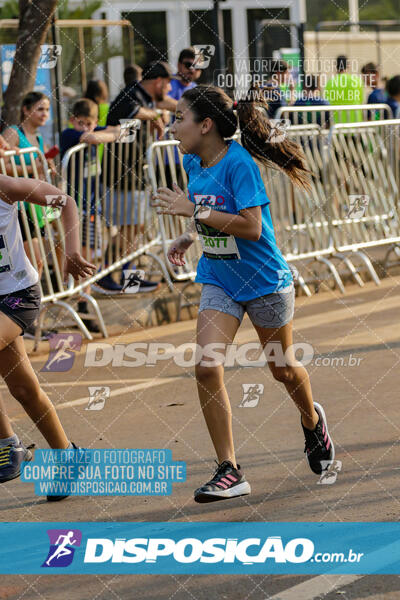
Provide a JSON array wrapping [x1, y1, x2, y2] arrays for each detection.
[[61, 98, 124, 327]]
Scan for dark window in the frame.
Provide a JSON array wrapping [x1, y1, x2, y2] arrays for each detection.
[[247, 8, 291, 64], [123, 11, 167, 65], [189, 9, 233, 85]]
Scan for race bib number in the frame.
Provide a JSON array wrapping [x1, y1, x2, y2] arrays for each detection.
[[196, 221, 240, 260], [0, 234, 12, 273]]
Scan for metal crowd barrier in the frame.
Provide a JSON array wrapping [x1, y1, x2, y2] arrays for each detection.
[[4, 114, 400, 341], [147, 119, 400, 299], [276, 104, 391, 128], [0, 120, 166, 343], [0, 145, 106, 345], [325, 119, 400, 273], [60, 120, 172, 295], [263, 125, 347, 294]]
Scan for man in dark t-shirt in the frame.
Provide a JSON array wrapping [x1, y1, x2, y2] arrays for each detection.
[[104, 62, 174, 292]]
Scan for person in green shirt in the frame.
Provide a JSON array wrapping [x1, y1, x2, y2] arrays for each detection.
[[83, 80, 110, 162], [84, 80, 109, 126], [324, 55, 364, 122]]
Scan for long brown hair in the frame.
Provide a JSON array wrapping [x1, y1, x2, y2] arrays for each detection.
[[182, 85, 311, 189]]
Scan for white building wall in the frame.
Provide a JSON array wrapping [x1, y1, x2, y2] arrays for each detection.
[[97, 0, 305, 94]]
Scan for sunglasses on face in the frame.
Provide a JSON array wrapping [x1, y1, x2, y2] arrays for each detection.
[[182, 61, 197, 69]]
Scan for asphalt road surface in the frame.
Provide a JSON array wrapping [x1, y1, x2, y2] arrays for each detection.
[[1, 276, 400, 599]]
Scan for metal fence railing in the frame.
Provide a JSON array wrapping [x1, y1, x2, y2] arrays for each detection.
[[276, 104, 392, 128], [4, 109, 400, 341], [325, 119, 400, 273]]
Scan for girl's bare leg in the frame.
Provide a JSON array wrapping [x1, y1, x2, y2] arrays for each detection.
[[0, 335, 69, 449], [195, 309, 241, 466], [253, 320, 318, 429]]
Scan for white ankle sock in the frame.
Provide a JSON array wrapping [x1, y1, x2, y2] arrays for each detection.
[[0, 434, 19, 447]]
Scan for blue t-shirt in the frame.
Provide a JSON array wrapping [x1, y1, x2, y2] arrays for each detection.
[[367, 88, 387, 104], [183, 140, 292, 301], [385, 97, 399, 118], [168, 78, 196, 101], [61, 126, 106, 214]]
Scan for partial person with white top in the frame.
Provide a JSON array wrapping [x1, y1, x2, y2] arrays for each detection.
[[0, 175, 95, 501]]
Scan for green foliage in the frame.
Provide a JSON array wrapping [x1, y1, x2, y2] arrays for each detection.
[[306, 0, 400, 28], [56, 0, 127, 93], [58, 0, 103, 20], [0, 0, 19, 19]]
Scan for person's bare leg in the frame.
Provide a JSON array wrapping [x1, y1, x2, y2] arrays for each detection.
[[0, 395, 14, 439], [254, 320, 318, 429], [0, 313, 27, 440], [0, 336, 69, 448], [195, 310, 241, 466]]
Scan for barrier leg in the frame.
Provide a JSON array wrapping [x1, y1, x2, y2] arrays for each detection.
[[296, 273, 313, 297], [332, 253, 364, 287], [383, 244, 400, 271], [316, 257, 345, 293], [351, 250, 381, 285], [52, 300, 93, 340], [146, 251, 174, 292], [80, 292, 108, 338], [177, 280, 199, 322], [304, 256, 346, 294]]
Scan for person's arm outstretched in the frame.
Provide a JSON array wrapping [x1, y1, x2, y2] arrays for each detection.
[[0, 175, 96, 280]]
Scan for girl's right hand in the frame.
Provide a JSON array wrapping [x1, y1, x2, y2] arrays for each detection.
[[167, 234, 194, 266]]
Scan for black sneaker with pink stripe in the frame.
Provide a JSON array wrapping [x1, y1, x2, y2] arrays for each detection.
[[302, 402, 335, 475], [194, 460, 251, 503]]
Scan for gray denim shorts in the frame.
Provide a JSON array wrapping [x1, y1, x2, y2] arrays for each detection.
[[199, 283, 295, 328]]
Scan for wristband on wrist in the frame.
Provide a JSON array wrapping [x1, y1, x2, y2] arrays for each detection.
[[193, 203, 211, 219]]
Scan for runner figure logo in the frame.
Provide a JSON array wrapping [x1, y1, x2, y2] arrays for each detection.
[[276, 269, 293, 293], [42, 529, 82, 568], [192, 45, 215, 69], [118, 118, 141, 143], [2, 296, 22, 310], [268, 119, 290, 144], [39, 44, 62, 69], [122, 270, 146, 294], [193, 194, 216, 219], [41, 333, 82, 372], [317, 460, 342, 485], [86, 386, 110, 410], [239, 384, 264, 408], [347, 195, 369, 219]]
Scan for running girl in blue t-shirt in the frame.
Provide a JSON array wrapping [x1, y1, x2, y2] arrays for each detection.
[[154, 85, 335, 503]]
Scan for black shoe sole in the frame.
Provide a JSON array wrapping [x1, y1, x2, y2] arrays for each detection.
[[194, 481, 251, 503]]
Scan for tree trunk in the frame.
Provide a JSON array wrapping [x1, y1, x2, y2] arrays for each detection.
[[1, 0, 58, 130]]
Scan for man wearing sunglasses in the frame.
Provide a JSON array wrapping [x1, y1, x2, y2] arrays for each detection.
[[168, 47, 202, 102]]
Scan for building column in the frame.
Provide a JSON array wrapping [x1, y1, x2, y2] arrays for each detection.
[[167, 1, 191, 69], [101, 3, 125, 98], [231, 1, 249, 96]]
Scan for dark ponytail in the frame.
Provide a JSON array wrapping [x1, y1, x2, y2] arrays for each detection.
[[182, 84, 311, 190]]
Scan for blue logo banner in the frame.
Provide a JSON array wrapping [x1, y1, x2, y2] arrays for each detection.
[[1, 522, 400, 574], [20, 449, 186, 496]]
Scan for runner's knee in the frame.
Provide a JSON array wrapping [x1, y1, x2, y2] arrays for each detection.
[[7, 381, 41, 406], [268, 364, 296, 385], [195, 363, 224, 387]]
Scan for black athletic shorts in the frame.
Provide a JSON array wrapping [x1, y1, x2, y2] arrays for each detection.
[[0, 283, 41, 334]]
